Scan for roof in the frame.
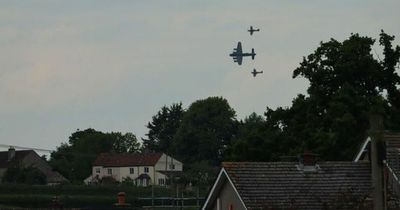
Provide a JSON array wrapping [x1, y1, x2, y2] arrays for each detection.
[[220, 161, 371, 210], [385, 132, 400, 177], [0, 150, 34, 168], [0, 149, 69, 183], [93, 153, 163, 167]]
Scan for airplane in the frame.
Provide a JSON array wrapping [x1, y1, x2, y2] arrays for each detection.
[[229, 42, 256, 65], [248, 26, 260, 35], [251, 68, 263, 77]]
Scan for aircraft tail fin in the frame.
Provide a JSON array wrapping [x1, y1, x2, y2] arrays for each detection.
[[251, 48, 256, 60]]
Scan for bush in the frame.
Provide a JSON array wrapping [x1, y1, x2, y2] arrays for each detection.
[[2, 163, 46, 184]]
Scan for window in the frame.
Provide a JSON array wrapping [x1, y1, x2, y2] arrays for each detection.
[[144, 167, 149, 173], [130, 168, 134, 174], [158, 178, 165, 185], [95, 168, 100, 173], [107, 168, 112, 175], [169, 164, 175, 170]]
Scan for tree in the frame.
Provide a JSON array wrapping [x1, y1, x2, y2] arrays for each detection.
[[172, 97, 237, 165], [226, 113, 276, 161], [112, 132, 141, 153], [258, 31, 400, 160], [50, 128, 141, 182], [142, 103, 184, 153], [2, 163, 46, 184]]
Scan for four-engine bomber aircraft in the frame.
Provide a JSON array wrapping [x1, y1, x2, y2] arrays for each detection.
[[251, 68, 263, 77], [229, 42, 256, 65], [248, 26, 260, 35]]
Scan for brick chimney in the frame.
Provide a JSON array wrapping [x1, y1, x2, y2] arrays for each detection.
[[303, 150, 317, 166], [297, 150, 319, 172], [8, 147, 16, 161]]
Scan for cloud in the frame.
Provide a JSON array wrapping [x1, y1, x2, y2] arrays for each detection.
[[0, 0, 399, 150]]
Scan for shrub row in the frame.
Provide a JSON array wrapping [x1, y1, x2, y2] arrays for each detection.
[[0, 184, 172, 197], [0, 184, 207, 208]]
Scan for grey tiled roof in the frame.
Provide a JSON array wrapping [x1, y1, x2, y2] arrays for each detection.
[[385, 133, 400, 177], [0, 150, 32, 168], [222, 162, 371, 210]]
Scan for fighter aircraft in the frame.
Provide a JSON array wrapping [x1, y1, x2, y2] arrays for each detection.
[[251, 68, 263, 77], [248, 26, 260, 35], [229, 42, 256, 65]]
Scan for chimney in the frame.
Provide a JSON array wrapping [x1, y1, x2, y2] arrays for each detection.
[[8, 147, 16, 161], [303, 150, 317, 166], [297, 150, 319, 172]]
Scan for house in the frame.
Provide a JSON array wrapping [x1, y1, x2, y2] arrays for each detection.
[[202, 153, 373, 210], [202, 131, 400, 210], [0, 147, 68, 185], [85, 152, 183, 186]]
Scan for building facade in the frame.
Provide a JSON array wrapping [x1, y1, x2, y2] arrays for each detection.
[[85, 152, 182, 186]]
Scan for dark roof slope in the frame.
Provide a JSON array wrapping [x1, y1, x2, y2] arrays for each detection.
[[94, 153, 163, 167], [0, 150, 33, 168], [385, 132, 400, 177], [222, 161, 371, 210]]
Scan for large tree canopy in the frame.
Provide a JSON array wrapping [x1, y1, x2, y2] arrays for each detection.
[[172, 97, 237, 166], [142, 103, 184, 153], [258, 31, 400, 160], [50, 128, 141, 181]]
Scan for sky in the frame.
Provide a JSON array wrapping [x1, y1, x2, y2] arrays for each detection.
[[1, 1, 399, 154]]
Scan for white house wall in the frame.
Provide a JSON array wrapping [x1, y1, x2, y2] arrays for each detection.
[[155, 153, 183, 172], [93, 166, 155, 182], [90, 153, 183, 185]]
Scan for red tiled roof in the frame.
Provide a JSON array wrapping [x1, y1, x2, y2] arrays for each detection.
[[93, 153, 163, 167]]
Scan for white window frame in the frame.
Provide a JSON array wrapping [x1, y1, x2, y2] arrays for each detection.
[[158, 178, 165, 185], [107, 168, 112, 175], [129, 168, 134, 174]]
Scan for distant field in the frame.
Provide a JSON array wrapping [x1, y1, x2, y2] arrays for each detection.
[[0, 184, 207, 208]]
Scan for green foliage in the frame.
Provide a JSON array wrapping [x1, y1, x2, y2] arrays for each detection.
[[112, 132, 142, 153], [180, 161, 216, 186], [121, 176, 135, 186], [172, 97, 237, 165], [257, 31, 399, 161], [0, 184, 202, 208], [50, 128, 141, 182], [226, 113, 279, 161], [100, 176, 119, 185], [143, 103, 184, 153], [2, 163, 46, 185]]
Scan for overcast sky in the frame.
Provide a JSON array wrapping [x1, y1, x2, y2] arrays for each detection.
[[1, 1, 399, 153]]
